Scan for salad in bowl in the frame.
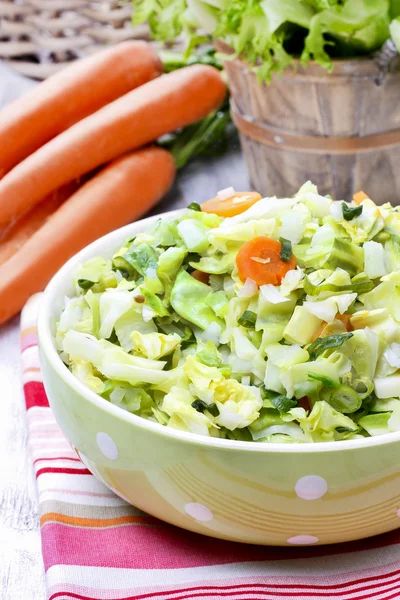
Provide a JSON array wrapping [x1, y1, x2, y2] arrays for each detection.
[[56, 183, 400, 445]]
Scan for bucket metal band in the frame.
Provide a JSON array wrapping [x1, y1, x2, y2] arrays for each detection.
[[231, 101, 400, 155]]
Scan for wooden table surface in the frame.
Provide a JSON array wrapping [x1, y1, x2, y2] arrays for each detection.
[[0, 62, 249, 600]]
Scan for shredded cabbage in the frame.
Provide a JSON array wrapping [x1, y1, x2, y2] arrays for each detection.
[[57, 184, 400, 443]]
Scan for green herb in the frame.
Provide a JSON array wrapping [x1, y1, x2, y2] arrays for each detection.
[[270, 395, 298, 412], [191, 399, 208, 413], [307, 372, 339, 388], [238, 310, 257, 329], [191, 400, 219, 417], [336, 426, 359, 434], [279, 238, 292, 262], [160, 100, 233, 170], [308, 332, 354, 361], [342, 202, 363, 221], [187, 202, 201, 212], [77, 279, 95, 290]]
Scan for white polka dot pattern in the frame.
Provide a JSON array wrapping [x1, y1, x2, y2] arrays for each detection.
[[287, 535, 319, 545], [295, 475, 328, 500], [96, 432, 118, 460], [184, 502, 213, 522]]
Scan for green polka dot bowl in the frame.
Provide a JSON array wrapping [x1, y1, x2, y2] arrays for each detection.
[[38, 210, 400, 546]]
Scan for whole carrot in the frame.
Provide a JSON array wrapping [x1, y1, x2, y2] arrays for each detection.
[[0, 180, 82, 265], [0, 64, 226, 231], [0, 41, 162, 177], [0, 146, 175, 325]]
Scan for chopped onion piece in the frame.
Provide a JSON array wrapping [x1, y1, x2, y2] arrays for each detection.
[[142, 305, 156, 322], [384, 343, 400, 369], [198, 321, 221, 346], [238, 278, 258, 298], [217, 186, 235, 201], [260, 284, 290, 304]]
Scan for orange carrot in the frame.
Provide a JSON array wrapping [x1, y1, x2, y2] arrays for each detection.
[[0, 179, 84, 266], [236, 237, 296, 286], [0, 146, 176, 325], [0, 65, 226, 231], [191, 269, 210, 285], [353, 191, 369, 205], [202, 191, 261, 217], [0, 41, 162, 177], [310, 313, 352, 342], [335, 313, 353, 331]]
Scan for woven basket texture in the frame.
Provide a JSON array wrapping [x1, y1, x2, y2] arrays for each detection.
[[0, 0, 149, 79]]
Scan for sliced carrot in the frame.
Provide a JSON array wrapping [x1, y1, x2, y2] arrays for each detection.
[[201, 191, 261, 217], [335, 313, 353, 331], [353, 191, 369, 205], [0, 41, 163, 177], [0, 64, 225, 231], [311, 322, 327, 342], [0, 146, 176, 325], [310, 313, 352, 342], [0, 180, 82, 266], [191, 269, 210, 285], [236, 237, 296, 286]]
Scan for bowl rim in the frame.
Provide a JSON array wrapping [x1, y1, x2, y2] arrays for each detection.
[[38, 208, 400, 454]]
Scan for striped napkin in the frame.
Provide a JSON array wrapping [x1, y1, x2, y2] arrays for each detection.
[[22, 295, 400, 600]]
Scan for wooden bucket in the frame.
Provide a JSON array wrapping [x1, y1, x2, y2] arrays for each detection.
[[220, 43, 400, 203]]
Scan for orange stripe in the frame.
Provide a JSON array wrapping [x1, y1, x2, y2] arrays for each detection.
[[40, 513, 154, 528], [21, 325, 37, 338]]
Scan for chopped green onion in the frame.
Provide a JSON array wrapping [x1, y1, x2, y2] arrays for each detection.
[[307, 372, 339, 388], [342, 202, 363, 221], [336, 426, 358, 433], [308, 332, 354, 361], [373, 231, 391, 243], [238, 310, 257, 329], [303, 272, 374, 296], [192, 399, 207, 412], [323, 385, 362, 414], [192, 400, 220, 417], [279, 238, 292, 262], [187, 202, 201, 212], [270, 395, 298, 412], [77, 279, 95, 290]]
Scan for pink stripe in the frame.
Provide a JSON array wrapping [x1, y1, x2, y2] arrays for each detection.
[[40, 522, 400, 572], [21, 332, 38, 351], [47, 567, 400, 600], [45, 582, 400, 600]]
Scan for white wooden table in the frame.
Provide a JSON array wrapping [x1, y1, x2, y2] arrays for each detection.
[[0, 62, 249, 600]]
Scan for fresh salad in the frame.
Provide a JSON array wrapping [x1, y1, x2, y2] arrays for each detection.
[[57, 183, 400, 444]]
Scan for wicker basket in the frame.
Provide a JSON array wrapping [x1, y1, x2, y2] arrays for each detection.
[[0, 0, 150, 79], [218, 42, 400, 204]]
